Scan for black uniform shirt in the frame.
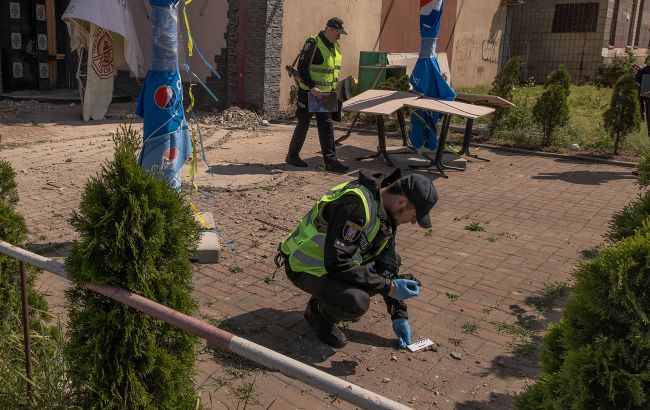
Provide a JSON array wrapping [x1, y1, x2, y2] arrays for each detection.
[[298, 31, 336, 90]]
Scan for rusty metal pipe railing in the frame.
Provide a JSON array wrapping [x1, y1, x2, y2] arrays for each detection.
[[19, 261, 33, 401], [0, 241, 412, 410]]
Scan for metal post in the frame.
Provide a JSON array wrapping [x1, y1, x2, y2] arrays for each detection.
[[19, 261, 33, 399]]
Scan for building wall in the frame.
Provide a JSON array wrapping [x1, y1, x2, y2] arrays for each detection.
[[509, 0, 609, 83], [278, 0, 383, 110], [449, 0, 506, 88], [376, 0, 456, 59], [603, 0, 650, 62]]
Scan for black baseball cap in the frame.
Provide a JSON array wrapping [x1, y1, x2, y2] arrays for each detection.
[[400, 174, 438, 228], [327, 17, 347, 35]]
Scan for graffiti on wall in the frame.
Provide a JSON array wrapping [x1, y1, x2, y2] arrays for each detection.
[[481, 30, 502, 64], [455, 31, 502, 65]]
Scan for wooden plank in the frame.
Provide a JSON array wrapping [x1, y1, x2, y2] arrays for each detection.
[[342, 90, 420, 115], [405, 98, 495, 119], [455, 92, 515, 108]]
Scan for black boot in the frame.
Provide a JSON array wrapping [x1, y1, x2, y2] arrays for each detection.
[[304, 298, 347, 348], [286, 155, 308, 167], [324, 159, 349, 174]]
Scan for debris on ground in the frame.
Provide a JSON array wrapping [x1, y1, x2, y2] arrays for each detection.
[[0, 99, 54, 121], [199, 106, 264, 129], [265, 109, 296, 122]]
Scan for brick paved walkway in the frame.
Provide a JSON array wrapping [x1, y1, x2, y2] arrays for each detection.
[[0, 106, 640, 409]]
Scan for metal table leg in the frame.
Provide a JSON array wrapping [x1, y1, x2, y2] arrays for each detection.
[[458, 118, 490, 162], [355, 114, 394, 167]]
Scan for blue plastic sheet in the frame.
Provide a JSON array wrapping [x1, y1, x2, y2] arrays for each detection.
[[136, 0, 191, 191], [409, 0, 456, 150]]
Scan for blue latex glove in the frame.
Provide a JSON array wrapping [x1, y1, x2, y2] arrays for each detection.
[[392, 318, 411, 349], [390, 279, 420, 300]]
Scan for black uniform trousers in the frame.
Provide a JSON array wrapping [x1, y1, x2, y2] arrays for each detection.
[[287, 89, 337, 164], [285, 264, 376, 324]]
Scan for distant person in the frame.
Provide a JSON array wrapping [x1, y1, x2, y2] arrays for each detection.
[[285, 18, 349, 173], [634, 55, 650, 122]]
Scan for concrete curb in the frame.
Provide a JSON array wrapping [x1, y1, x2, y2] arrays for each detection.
[[268, 119, 640, 168]]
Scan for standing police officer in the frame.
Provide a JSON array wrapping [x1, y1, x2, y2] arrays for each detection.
[[277, 169, 438, 348], [286, 17, 349, 173]]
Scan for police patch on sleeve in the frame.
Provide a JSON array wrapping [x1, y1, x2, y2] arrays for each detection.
[[303, 42, 311, 51], [342, 220, 363, 242]]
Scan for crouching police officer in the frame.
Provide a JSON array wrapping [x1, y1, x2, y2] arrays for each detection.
[[276, 169, 438, 348]]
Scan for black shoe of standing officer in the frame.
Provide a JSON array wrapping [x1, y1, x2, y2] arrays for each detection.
[[286, 155, 308, 167], [324, 159, 349, 174], [304, 298, 347, 348]]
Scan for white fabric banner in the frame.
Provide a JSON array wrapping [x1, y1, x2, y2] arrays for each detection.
[[63, 0, 143, 121]]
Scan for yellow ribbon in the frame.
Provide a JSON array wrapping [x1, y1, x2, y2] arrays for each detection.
[[183, 0, 194, 57], [188, 198, 213, 230]]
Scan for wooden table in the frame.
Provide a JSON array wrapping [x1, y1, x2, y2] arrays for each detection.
[[341, 90, 497, 177], [342, 90, 420, 166], [454, 93, 515, 161], [404, 98, 495, 177]]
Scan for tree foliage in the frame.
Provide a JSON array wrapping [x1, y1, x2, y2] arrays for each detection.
[[65, 124, 201, 408], [0, 160, 70, 408], [545, 64, 572, 96], [532, 84, 570, 146], [603, 73, 641, 155], [488, 56, 525, 136], [518, 199, 650, 409]]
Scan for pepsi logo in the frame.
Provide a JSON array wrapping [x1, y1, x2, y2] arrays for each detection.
[[162, 147, 179, 162], [154, 86, 176, 109]]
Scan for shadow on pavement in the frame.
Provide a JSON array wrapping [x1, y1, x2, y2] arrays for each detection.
[[532, 170, 636, 185], [208, 307, 398, 377], [455, 392, 515, 409], [26, 241, 73, 258]]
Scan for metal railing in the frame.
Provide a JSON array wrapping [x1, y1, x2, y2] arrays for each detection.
[[0, 240, 411, 410]]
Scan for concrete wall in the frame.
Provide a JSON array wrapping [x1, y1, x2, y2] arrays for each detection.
[[128, 0, 228, 82], [377, 0, 420, 53], [449, 0, 506, 88], [278, 0, 383, 109], [603, 0, 650, 62], [509, 0, 610, 83]]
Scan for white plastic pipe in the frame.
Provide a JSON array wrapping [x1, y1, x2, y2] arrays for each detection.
[[0, 241, 411, 410]]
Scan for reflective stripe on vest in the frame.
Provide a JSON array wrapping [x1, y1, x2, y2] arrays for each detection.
[[280, 182, 381, 277], [299, 35, 342, 92]]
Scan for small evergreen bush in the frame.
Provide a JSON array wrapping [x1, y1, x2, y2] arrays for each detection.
[[638, 150, 650, 187], [544, 65, 571, 96], [488, 56, 525, 136], [0, 160, 71, 408], [609, 188, 650, 243], [603, 73, 641, 155], [593, 50, 636, 88], [517, 224, 650, 409], [532, 84, 570, 146], [64, 124, 201, 408]]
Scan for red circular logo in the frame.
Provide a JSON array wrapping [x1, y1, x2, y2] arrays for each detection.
[[154, 86, 176, 109]]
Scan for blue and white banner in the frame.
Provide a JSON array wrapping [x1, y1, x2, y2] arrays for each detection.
[[409, 0, 456, 150], [136, 0, 191, 191]]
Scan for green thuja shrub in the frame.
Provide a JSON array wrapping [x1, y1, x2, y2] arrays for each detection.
[[603, 73, 641, 155], [517, 223, 650, 409], [593, 50, 636, 88], [0, 160, 71, 408], [533, 84, 570, 146], [488, 56, 524, 136], [64, 124, 202, 408], [638, 150, 650, 187], [545, 65, 571, 97]]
